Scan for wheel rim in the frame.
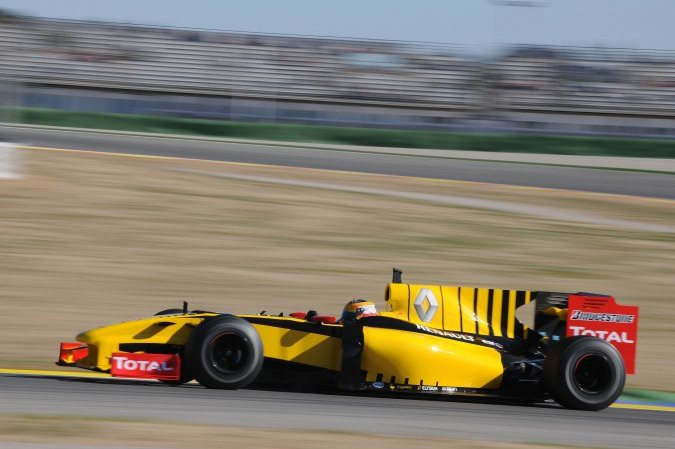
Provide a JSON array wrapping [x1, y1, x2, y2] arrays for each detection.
[[207, 332, 249, 375], [573, 353, 612, 394]]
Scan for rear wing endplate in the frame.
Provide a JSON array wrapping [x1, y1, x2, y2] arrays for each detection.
[[566, 294, 639, 374]]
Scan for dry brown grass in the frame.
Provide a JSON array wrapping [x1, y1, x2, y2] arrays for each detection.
[[1, 148, 674, 389]]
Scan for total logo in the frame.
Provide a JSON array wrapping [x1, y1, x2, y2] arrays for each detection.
[[568, 326, 634, 344], [112, 355, 176, 372]]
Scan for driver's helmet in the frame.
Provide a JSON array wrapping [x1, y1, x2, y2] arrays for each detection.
[[340, 299, 377, 322]]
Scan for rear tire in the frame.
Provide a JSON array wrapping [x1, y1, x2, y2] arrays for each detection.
[[544, 336, 625, 411], [185, 315, 263, 389]]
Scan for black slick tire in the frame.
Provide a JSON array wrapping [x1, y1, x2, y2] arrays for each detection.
[[543, 336, 625, 411], [185, 315, 263, 389]]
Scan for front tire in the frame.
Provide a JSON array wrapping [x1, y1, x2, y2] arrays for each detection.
[[185, 315, 263, 389], [544, 336, 625, 411]]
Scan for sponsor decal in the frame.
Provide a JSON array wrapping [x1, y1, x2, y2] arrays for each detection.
[[570, 310, 635, 323], [421, 385, 439, 391], [568, 326, 634, 344], [479, 339, 503, 349], [415, 324, 475, 342], [441, 386, 458, 393], [566, 295, 639, 374], [110, 352, 181, 380], [413, 289, 438, 322], [371, 381, 384, 389]]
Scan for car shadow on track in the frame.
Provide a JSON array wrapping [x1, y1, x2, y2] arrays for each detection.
[[251, 382, 557, 409], [12, 373, 557, 410]]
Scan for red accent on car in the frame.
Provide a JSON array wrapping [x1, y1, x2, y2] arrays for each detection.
[[110, 353, 181, 380], [310, 315, 337, 324], [566, 295, 639, 374], [57, 342, 88, 366], [290, 312, 307, 319]]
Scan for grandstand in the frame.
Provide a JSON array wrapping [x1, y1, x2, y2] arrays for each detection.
[[1, 13, 675, 136], [492, 45, 675, 116]]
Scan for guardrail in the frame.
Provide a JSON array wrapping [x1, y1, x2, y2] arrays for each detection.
[[0, 142, 22, 179]]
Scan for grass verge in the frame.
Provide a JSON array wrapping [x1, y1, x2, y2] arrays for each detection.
[[10, 107, 675, 157]]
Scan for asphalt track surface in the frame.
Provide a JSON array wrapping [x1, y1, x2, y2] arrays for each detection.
[[1, 375, 674, 449], [3, 125, 675, 199]]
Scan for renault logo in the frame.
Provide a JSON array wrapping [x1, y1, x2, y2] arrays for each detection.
[[414, 288, 438, 322]]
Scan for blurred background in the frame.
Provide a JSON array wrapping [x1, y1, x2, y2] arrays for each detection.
[[0, 0, 674, 137]]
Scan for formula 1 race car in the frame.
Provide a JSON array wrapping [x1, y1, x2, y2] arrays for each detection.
[[58, 269, 639, 411]]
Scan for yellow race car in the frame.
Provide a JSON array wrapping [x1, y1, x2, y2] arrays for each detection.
[[58, 269, 639, 411]]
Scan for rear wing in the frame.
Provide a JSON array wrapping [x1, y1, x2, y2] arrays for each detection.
[[566, 294, 639, 374], [508, 290, 639, 374]]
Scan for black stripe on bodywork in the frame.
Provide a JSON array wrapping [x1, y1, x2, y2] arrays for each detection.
[[473, 288, 479, 328], [244, 316, 343, 338], [486, 289, 494, 336], [406, 283, 411, 322], [500, 290, 510, 337], [457, 286, 463, 332], [438, 286, 446, 330], [119, 343, 183, 354], [515, 290, 527, 308]]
